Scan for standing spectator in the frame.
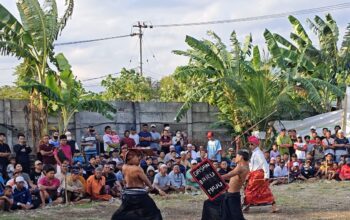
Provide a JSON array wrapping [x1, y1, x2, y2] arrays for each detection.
[[309, 126, 317, 140], [153, 164, 170, 196], [294, 136, 307, 162], [81, 125, 100, 161], [270, 143, 280, 159], [38, 166, 61, 207], [339, 158, 350, 181], [13, 133, 32, 174], [304, 135, 314, 154], [313, 136, 324, 162], [331, 125, 341, 139], [30, 160, 44, 186], [86, 167, 112, 201], [172, 130, 184, 154], [39, 135, 56, 167], [65, 131, 79, 158], [333, 130, 349, 162], [150, 124, 161, 151], [168, 165, 186, 193], [321, 128, 329, 140], [0, 133, 11, 178], [129, 127, 140, 146], [322, 131, 335, 157], [276, 129, 293, 156], [49, 131, 60, 147], [160, 130, 172, 154], [54, 135, 73, 168], [103, 126, 119, 154], [139, 124, 152, 147], [11, 176, 33, 210], [120, 130, 136, 148], [206, 131, 222, 162]]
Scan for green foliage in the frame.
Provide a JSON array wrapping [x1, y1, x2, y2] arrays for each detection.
[[158, 75, 186, 102], [0, 85, 29, 99], [101, 68, 156, 101]]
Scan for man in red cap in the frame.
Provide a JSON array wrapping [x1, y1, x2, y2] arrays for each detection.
[[206, 131, 222, 162], [243, 136, 278, 213]]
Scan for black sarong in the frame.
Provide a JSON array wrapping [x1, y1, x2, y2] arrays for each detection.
[[111, 188, 162, 220], [221, 192, 245, 220], [201, 192, 245, 220]]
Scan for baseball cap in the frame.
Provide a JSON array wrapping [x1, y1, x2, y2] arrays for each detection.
[[207, 131, 213, 138], [228, 148, 234, 152], [293, 162, 299, 167], [15, 176, 25, 183], [175, 154, 181, 159], [169, 145, 175, 149], [338, 129, 344, 134], [35, 160, 42, 165], [164, 126, 170, 131], [71, 169, 80, 175], [187, 143, 192, 147], [191, 160, 198, 165], [150, 124, 156, 128], [180, 151, 186, 155], [310, 126, 316, 130]]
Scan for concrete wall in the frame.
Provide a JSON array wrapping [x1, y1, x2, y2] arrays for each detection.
[[0, 100, 231, 152]]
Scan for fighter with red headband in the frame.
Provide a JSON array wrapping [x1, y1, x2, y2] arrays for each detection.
[[243, 136, 278, 213], [112, 149, 163, 220]]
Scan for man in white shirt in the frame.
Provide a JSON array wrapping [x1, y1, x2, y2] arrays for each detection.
[[186, 144, 197, 160], [129, 127, 140, 146], [243, 136, 278, 213]]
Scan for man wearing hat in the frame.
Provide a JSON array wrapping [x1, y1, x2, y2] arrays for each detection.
[[64, 168, 84, 203], [339, 157, 350, 181], [12, 176, 34, 210], [206, 131, 222, 162], [243, 136, 277, 213], [112, 149, 162, 220]]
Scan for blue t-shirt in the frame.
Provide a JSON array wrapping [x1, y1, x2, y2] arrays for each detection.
[[207, 139, 222, 162], [139, 131, 152, 147], [153, 173, 170, 187]]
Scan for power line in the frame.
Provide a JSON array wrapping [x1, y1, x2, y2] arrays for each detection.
[[81, 72, 121, 82], [54, 33, 136, 46], [152, 2, 350, 28]]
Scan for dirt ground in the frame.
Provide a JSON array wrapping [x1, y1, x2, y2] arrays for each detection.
[[1, 180, 350, 220]]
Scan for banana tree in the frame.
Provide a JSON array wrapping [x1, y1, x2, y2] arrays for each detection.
[[22, 53, 116, 133], [264, 14, 348, 112], [173, 31, 296, 134], [0, 0, 74, 142]]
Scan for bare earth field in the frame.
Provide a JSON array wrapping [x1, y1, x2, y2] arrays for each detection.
[[1, 181, 349, 220]]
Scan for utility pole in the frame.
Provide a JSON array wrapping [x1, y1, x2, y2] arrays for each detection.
[[133, 22, 152, 76]]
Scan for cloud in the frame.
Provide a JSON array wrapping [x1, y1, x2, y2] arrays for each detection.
[[1, 0, 349, 92]]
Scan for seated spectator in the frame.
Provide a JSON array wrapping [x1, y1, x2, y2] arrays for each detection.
[[11, 176, 34, 210], [300, 160, 315, 180], [102, 163, 119, 197], [186, 144, 197, 160], [110, 150, 123, 168], [212, 160, 220, 172], [306, 153, 315, 166], [153, 164, 170, 196], [55, 160, 70, 195], [264, 150, 270, 163], [269, 163, 275, 179], [304, 135, 314, 154], [270, 143, 280, 159], [141, 156, 153, 173], [0, 185, 13, 211], [322, 131, 335, 157], [282, 153, 289, 164], [290, 162, 302, 181], [174, 155, 186, 175], [185, 160, 200, 194], [226, 147, 235, 161], [196, 150, 207, 163], [327, 162, 339, 180], [172, 130, 184, 155], [218, 161, 231, 175], [7, 164, 34, 190], [180, 151, 190, 169], [38, 166, 61, 207], [147, 166, 156, 184], [168, 165, 186, 193], [339, 158, 350, 181], [30, 160, 44, 186], [6, 157, 16, 179], [84, 156, 97, 178], [272, 160, 288, 185], [270, 157, 276, 165], [64, 169, 84, 203], [275, 155, 282, 165], [166, 160, 174, 174], [6, 171, 29, 189], [164, 146, 176, 162], [294, 136, 307, 162], [220, 151, 231, 164], [158, 151, 166, 163], [86, 167, 112, 201], [288, 154, 302, 170]]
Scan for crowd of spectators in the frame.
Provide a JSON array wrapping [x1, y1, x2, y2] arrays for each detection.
[[0, 123, 349, 212]]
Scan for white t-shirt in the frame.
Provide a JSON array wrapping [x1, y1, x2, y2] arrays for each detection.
[[294, 142, 306, 160], [322, 138, 335, 155], [130, 134, 140, 145]]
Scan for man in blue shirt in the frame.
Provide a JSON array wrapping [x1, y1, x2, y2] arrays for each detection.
[[11, 176, 33, 210], [139, 124, 152, 147], [206, 131, 222, 162], [168, 165, 186, 193]]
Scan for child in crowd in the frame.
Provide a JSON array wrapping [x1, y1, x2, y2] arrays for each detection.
[[6, 157, 16, 179], [0, 185, 13, 211], [270, 143, 280, 159], [108, 130, 121, 146]]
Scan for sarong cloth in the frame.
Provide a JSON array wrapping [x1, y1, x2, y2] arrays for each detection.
[[243, 169, 274, 206], [201, 192, 245, 220], [111, 188, 162, 220]]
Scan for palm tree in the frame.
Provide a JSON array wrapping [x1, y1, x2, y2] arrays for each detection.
[[22, 53, 116, 133], [173, 31, 295, 134], [0, 0, 74, 142], [264, 14, 348, 112]]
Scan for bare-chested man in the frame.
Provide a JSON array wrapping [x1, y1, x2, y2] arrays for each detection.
[[111, 149, 162, 220], [201, 150, 250, 220]]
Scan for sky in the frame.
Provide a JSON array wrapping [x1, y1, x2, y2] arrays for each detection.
[[1, 0, 350, 92]]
